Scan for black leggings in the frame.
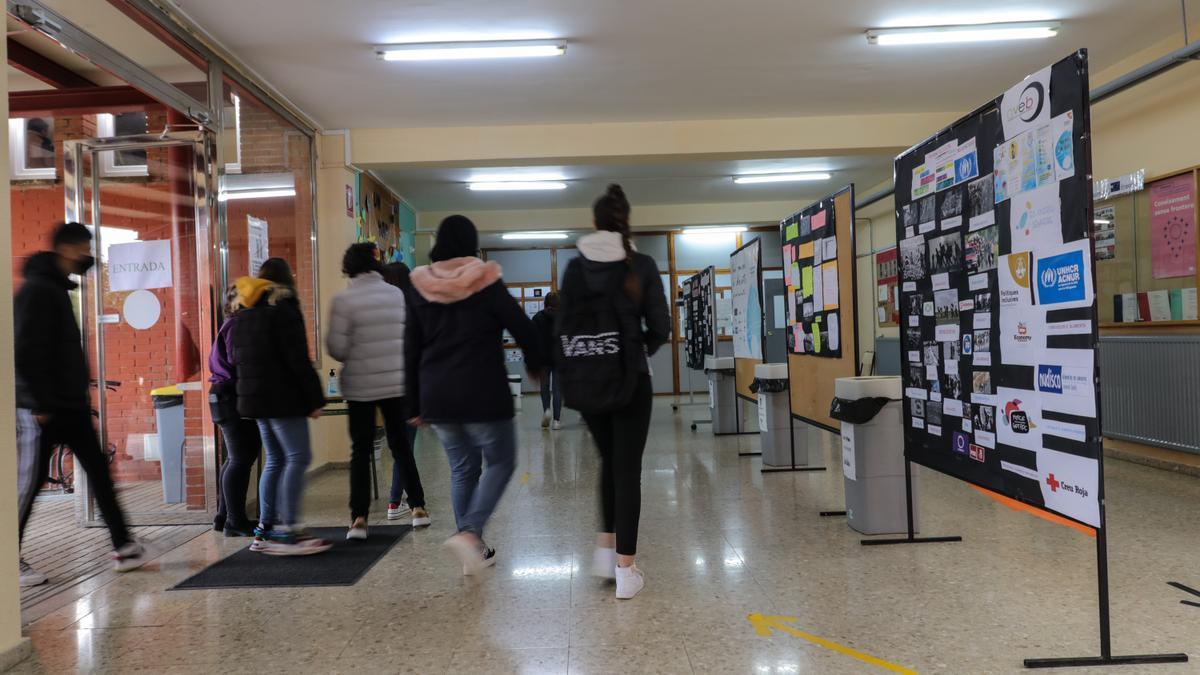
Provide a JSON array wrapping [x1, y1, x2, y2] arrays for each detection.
[[216, 417, 261, 528], [348, 396, 425, 519], [582, 375, 653, 556]]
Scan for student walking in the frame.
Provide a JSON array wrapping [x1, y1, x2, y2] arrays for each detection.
[[232, 258, 331, 555], [14, 223, 152, 573], [327, 244, 430, 539], [208, 286, 260, 537], [381, 262, 422, 520], [531, 292, 563, 430], [406, 216, 546, 574], [557, 185, 670, 599]]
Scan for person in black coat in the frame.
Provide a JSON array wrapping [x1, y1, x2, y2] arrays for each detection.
[[407, 215, 546, 574], [14, 223, 149, 573], [230, 258, 330, 556], [531, 292, 563, 429], [560, 184, 671, 600]]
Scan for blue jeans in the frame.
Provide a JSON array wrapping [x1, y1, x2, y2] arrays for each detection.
[[432, 419, 517, 539], [539, 368, 562, 421], [257, 417, 312, 527], [389, 424, 420, 504]]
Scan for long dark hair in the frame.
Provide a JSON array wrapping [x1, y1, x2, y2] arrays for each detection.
[[381, 262, 412, 291], [592, 184, 641, 303], [257, 257, 295, 288]]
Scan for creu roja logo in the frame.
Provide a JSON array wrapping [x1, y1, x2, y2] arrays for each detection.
[[1007, 81, 1045, 124]]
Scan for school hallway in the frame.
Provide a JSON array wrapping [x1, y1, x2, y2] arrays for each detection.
[[10, 398, 1199, 674]]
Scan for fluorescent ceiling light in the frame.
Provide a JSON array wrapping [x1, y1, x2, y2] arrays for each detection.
[[470, 172, 565, 183], [377, 39, 566, 61], [683, 226, 747, 235], [501, 232, 569, 240], [468, 181, 567, 191], [218, 188, 297, 202], [866, 21, 1060, 46], [733, 172, 831, 184]]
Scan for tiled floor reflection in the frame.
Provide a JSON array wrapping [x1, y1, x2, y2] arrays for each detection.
[[12, 398, 1200, 673]]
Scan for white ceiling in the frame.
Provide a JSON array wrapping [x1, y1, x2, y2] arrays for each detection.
[[374, 155, 891, 211], [170, 0, 1184, 129]]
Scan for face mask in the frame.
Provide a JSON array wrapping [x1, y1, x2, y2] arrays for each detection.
[[75, 255, 95, 275]]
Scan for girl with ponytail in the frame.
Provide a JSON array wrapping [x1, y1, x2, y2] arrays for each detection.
[[557, 184, 671, 599]]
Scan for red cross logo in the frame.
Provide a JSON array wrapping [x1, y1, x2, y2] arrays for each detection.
[[1046, 474, 1060, 492]]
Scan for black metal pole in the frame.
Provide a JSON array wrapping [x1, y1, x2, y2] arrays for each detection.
[[904, 460, 916, 540], [861, 459, 961, 546], [1097, 511, 1112, 660]]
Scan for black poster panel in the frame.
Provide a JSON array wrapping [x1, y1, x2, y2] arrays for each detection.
[[894, 51, 1101, 529], [780, 192, 846, 359], [683, 267, 716, 369]]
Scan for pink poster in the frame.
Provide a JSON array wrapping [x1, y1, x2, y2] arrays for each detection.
[[1150, 174, 1196, 279]]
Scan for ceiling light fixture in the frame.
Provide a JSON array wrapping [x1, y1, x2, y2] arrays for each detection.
[[218, 188, 297, 202], [471, 172, 565, 183], [733, 172, 831, 185], [468, 181, 567, 191], [501, 232, 569, 240], [682, 226, 748, 236], [866, 21, 1060, 46], [376, 39, 566, 61]]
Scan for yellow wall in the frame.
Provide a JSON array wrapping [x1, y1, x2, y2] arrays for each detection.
[[309, 133, 358, 469], [0, 37, 31, 662]]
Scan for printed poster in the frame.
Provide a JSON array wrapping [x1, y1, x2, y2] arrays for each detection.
[[1093, 206, 1116, 260], [1149, 173, 1196, 279], [248, 216, 270, 277], [107, 240, 173, 292], [730, 239, 764, 360]]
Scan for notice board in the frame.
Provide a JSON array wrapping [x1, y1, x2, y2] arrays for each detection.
[[683, 267, 717, 370], [730, 239, 763, 400], [894, 51, 1100, 528], [782, 186, 859, 430]]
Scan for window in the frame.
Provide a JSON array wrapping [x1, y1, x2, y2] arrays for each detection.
[[97, 113, 149, 177], [9, 117, 56, 179]]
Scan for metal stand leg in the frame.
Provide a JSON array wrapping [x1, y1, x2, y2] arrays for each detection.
[[860, 461, 961, 546], [762, 413, 825, 473]]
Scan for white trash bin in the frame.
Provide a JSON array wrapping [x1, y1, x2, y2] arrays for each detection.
[[834, 376, 916, 535], [755, 363, 802, 467], [705, 356, 738, 434]]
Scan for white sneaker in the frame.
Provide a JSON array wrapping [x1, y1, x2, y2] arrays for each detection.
[[112, 542, 153, 573], [591, 547, 616, 579], [552, 420, 562, 430], [387, 501, 410, 520], [445, 533, 495, 575], [347, 518, 368, 540], [615, 564, 644, 599], [19, 559, 47, 587], [411, 507, 431, 527], [541, 411, 551, 428]]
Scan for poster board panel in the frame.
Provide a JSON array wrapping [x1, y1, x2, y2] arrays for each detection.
[[785, 187, 859, 429], [735, 356, 759, 401], [894, 51, 1100, 528]]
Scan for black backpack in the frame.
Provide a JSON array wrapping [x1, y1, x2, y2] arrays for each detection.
[[555, 260, 644, 414]]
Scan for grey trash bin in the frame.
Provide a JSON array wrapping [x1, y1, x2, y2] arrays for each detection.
[[151, 386, 185, 504], [834, 376, 917, 535], [754, 363, 797, 467], [705, 356, 738, 434]]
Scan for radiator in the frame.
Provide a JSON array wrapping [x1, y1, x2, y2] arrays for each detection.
[[1099, 335, 1200, 455]]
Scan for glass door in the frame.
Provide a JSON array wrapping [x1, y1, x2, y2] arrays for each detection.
[[63, 131, 218, 526]]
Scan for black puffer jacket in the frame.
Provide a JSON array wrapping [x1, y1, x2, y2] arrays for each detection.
[[14, 252, 91, 413], [230, 278, 324, 419]]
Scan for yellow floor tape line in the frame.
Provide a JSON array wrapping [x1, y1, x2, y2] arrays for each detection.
[[747, 614, 918, 674], [520, 472, 531, 485]]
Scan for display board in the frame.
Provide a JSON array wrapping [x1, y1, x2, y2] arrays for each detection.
[[730, 240, 764, 400], [782, 186, 859, 430], [894, 52, 1100, 528], [683, 267, 717, 370]]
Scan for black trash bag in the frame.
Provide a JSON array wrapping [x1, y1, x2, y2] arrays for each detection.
[[749, 377, 789, 394], [829, 396, 896, 425]]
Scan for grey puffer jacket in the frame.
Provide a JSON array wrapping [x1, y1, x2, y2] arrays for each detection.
[[326, 271, 407, 401]]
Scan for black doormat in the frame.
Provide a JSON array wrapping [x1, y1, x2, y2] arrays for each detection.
[[169, 525, 410, 590]]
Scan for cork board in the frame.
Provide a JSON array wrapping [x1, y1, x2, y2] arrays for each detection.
[[735, 356, 761, 401], [786, 187, 860, 430]]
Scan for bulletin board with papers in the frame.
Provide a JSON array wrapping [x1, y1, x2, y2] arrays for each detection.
[[894, 51, 1101, 528], [682, 267, 717, 370], [781, 186, 860, 430]]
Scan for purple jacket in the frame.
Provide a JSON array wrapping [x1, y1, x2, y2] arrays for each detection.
[[209, 315, 238, 387]]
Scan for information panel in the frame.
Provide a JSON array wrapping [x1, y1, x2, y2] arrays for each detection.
[[730, 239, 764, 361], [894, 51, 1100, 527], [683, 267, 716, 370]]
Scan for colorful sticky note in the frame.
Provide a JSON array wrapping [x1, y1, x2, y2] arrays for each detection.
[[802, 266, 814, 298], [786, 223, 799, 240]]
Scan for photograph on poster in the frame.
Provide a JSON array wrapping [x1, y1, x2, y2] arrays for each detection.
[[973, 328, 991, 352], [934, 289, 960, 325], [974, 291, 993, 311], [927, 400, 943, 426], [973, 404, 996, 432], [907, 364, 925, 388], [943, 340, 961, 361], [911, 398, 926, 418], [964, 226, 999, 274], [905, 326, 923, 350], [1094, 205, 1117, 260], [962, 333, 974, 354], [972, 370, 993, 395], [917, 195, 936, 226], [902, 203, 919, 230], [967, 174, 994, 221], [943, 371, 963, 399], [928, 232, 962, 274], [940, 185, 964, 223], [907, 294, 924, 318], [923, 341, 939, 367], [901, 236, 927, 281]]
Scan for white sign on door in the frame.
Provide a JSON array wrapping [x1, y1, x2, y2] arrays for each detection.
[[107, 240, 172, 292], [248, 216, 269, 277], [841, 423, 857, 481]]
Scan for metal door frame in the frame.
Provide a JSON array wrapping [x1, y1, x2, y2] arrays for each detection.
[[63, 130, 219, 526]]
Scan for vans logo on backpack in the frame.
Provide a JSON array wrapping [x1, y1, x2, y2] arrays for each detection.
[[561, 332, 621, 357]]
